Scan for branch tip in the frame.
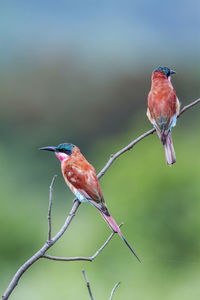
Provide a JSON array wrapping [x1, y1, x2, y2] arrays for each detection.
[[47, 175, 57, 241], [82, 270, 95, 300], [109, 281, 121, 300]]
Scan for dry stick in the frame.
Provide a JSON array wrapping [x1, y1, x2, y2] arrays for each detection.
[[109, 282, 121, 300], [98, 98, 200, 179], [177, 98, 200, 118], [1, 196, 81, 300], [48, 175, 57, 241], [82, 270, 95, 300], [1, 98, 200, 300]]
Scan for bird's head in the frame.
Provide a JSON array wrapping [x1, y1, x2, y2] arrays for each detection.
[[154, 66, 176, 80], [40, 143, 75, 162]]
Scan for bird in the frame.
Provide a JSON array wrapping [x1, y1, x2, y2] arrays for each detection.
[[147, 66, 180, 165], [40, 143, 140, 262]]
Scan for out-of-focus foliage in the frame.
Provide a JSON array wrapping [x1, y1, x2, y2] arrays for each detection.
[[0, 1, 200, 299], [1, 121, 200, 300]]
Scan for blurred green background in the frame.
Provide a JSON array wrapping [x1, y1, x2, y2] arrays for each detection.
[[1, 1, 200, 299]]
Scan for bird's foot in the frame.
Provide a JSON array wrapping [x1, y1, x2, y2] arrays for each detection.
[[73, 198, 80, 204]]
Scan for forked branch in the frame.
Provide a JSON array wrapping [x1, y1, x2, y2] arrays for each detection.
[[1, 178, 121, 300], [42, 223, 123, 262], [1, 176, 80, 300]]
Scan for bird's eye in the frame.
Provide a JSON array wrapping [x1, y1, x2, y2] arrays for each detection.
[[64, 149, 72, 155]]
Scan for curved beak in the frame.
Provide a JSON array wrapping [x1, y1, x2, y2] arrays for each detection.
[[40, 146, 57, 152], [170, 69, 176, 75]]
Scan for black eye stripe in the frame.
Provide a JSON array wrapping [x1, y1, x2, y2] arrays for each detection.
[[64, 149, 72, 155], [58, 148, 72, 155]]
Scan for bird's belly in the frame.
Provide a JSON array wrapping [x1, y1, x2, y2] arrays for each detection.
[[75, 190, 88, 203]]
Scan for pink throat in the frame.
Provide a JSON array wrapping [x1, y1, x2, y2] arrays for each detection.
[[55, 152, 69, 162]]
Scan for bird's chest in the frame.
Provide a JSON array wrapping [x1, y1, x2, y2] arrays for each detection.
[[151, 83, 170, 103]]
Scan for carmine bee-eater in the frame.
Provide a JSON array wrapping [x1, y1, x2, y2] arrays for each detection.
[[147, 66, 180, 165], [40, 143, 140, 262]]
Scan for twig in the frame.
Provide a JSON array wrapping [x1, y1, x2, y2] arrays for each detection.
[[82, 270, 120, 300], [98, 98, 200, 179], [42, 223, 123, 262], [1, 98, 200, 300], [109, 282, 121, 300], [177, 98, 200, 118], [48, 175, 57, 242], [82, 270, 95, 300]]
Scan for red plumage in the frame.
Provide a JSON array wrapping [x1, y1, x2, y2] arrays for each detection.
[[147, 69, 180, 165], [148, 71, 177, 127], [61, 146, 140, 261]]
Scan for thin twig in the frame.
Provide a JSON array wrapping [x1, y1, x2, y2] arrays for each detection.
[[48, 175, 57, 242], [98, 98, 200, 179], [177, 98, 200, 118], [109, 282, 121, 300], [1, 98, 200, 300], [82, 270, 95, 300], [97, 128, 155, 179], [42, 223, 123, 262]]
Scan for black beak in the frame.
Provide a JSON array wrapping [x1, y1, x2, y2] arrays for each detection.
[[170, 69, 176, 75], [40, 146, 57, 152]]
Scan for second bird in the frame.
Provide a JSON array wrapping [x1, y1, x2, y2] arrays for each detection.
[[40, 143, 140, 262], [147, 67, 180, 165]]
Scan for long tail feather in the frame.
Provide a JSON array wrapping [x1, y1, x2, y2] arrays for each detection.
[[98, 210, 141, 262], [164, 132, 176, 165], [155, 127, 176, 165]]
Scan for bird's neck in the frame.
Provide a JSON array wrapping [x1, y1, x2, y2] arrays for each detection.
[[152, 72, 172, 89], [55, 146, 82, 164], [55, 152, 70, 163], [152, 71, 167, 81]]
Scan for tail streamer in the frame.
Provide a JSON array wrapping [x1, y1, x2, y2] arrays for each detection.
[[99, 210, 141, 262]]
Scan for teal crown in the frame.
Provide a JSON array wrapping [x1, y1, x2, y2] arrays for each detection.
[[57, 143, 75, 155], [155, 66, 176, 78]]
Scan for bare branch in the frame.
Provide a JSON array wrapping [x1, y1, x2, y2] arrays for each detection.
[[109, 282, 121, 300], [1, 182, 121, 300], [90, 222, 123, 260], [98, 98, 200, 179], [82, 270, 95, 300], [48, 175, 57, 242], [97, 128, 155, 179], [177, 98, 200, 118], [1, 98, 199, 300], [42, 223, 123, 262], [1, 181, 81, 300], [42, 255, 92, 261]]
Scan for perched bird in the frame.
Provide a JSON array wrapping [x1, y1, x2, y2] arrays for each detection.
[[147, 66, 180, 165], [40, 143, 140, 261]]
